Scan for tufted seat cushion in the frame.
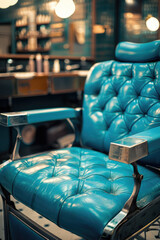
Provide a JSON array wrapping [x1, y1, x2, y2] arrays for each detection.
[[81, 60, 160, 167], [1, 147, 160, 240]]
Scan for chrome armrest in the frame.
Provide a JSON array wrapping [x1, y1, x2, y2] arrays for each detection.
[[109, 137, 148, 164], [109, 125, 160, 164], [0, 108, 82, 127]]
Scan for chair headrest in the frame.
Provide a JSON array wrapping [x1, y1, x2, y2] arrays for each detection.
[[115, 40, 160, 62]]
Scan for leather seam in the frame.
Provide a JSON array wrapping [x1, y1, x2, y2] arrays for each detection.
[[102, 60, 114, 78], [129, 115, 144, 132], [103, 112, 120, 128], [12, 159, 30, 195], [137, 96, 145, 114], [57, 190, 79, 227], [77, 149, 82, 194], [52, 155, 58, 177], [145, 101, 160, 115], [116, 78, 130, 110], [147, 113, 160, 119], [79, 187, 132, 196], [57, 148, 81, 227], [139, 95, 160, 100], [30, 155, 58, 209], [147, 62, 160, 98], [147, 62, 154, 76], [153, 62, 160, 97], [138, 96, 160, 116], [78, 173, 112, 181]]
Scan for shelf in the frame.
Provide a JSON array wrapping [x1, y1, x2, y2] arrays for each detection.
[[16, 33, 63, 40], [16, 36, 28, 40], [17, 48, 51, 53], [16, 35, 50, 40], [16, 22, 51, 27], [16, 24, 28, 28], [38, 35, 50, 39], [37, 21, 51, 25], [0, 54, 95, 61], [36, 48, 51, 52]]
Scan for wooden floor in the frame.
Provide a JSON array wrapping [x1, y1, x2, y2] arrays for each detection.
[[0, 196, 159, 240]]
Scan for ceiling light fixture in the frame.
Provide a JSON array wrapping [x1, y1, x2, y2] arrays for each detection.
[[125, 0, 135, 5], [146, 15, 159, 32], [10, 0, 18, 6], [0, 0, 10, 9], [0, 0, 18, 9], [55, 0, 75, 19]]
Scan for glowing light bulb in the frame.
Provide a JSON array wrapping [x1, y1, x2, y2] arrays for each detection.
[[125, 0, 135, 5], [55, 0, 75, 19], [0, 0, 18, 8], [10, 0, 18, 6], [146, 16, 159, 32], [0, 0, 10, 9]]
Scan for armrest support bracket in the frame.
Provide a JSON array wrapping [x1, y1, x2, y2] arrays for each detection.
[[102, 162, 143, 238], [12, 127, 22, 160], [0, 108, 82, 160], [123, 162, 143, 213], [102, 137, 147, 238]]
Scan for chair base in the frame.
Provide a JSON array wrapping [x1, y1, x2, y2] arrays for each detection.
[[1, 196, 60, 240], [1, 185, 160, 240]]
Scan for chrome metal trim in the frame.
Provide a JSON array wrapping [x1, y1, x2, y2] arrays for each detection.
[[12, 127, 22, 160], [109, 137, 148, 164], [0, 114, 8, 126], [0, 112, 28, 127], [66, 118, 76, 148], [103, 210, 127, 235]]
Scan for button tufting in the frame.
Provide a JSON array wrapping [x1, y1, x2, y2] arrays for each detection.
[[101, 105, 106, 111], [152, 73, 156, 79], [121, 109, 125, 114], [114, 90, 118, 96], [94, 89, 100, 96], [94, 92, 99, 97], [107, 74, 112, 78]]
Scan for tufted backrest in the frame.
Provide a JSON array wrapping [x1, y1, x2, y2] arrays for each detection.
[[81, 41, 160, 167]]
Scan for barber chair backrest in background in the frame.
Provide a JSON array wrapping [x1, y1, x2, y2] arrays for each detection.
[[82, 40, 160, 167]]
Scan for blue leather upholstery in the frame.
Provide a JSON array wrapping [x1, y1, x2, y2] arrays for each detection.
[[81, 60, 160, 167], [1, 41, 160, 240], [115, 41, 160, 62], [1, 148, 160, 240]]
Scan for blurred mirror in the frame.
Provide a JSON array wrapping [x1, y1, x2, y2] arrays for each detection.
[[0, 0, 95, 58]]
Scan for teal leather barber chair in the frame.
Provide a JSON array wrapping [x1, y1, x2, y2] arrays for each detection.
[[0, 41, 160, 240]]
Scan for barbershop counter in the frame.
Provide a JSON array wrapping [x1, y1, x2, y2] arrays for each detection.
[[0, 71, 88, 98]]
